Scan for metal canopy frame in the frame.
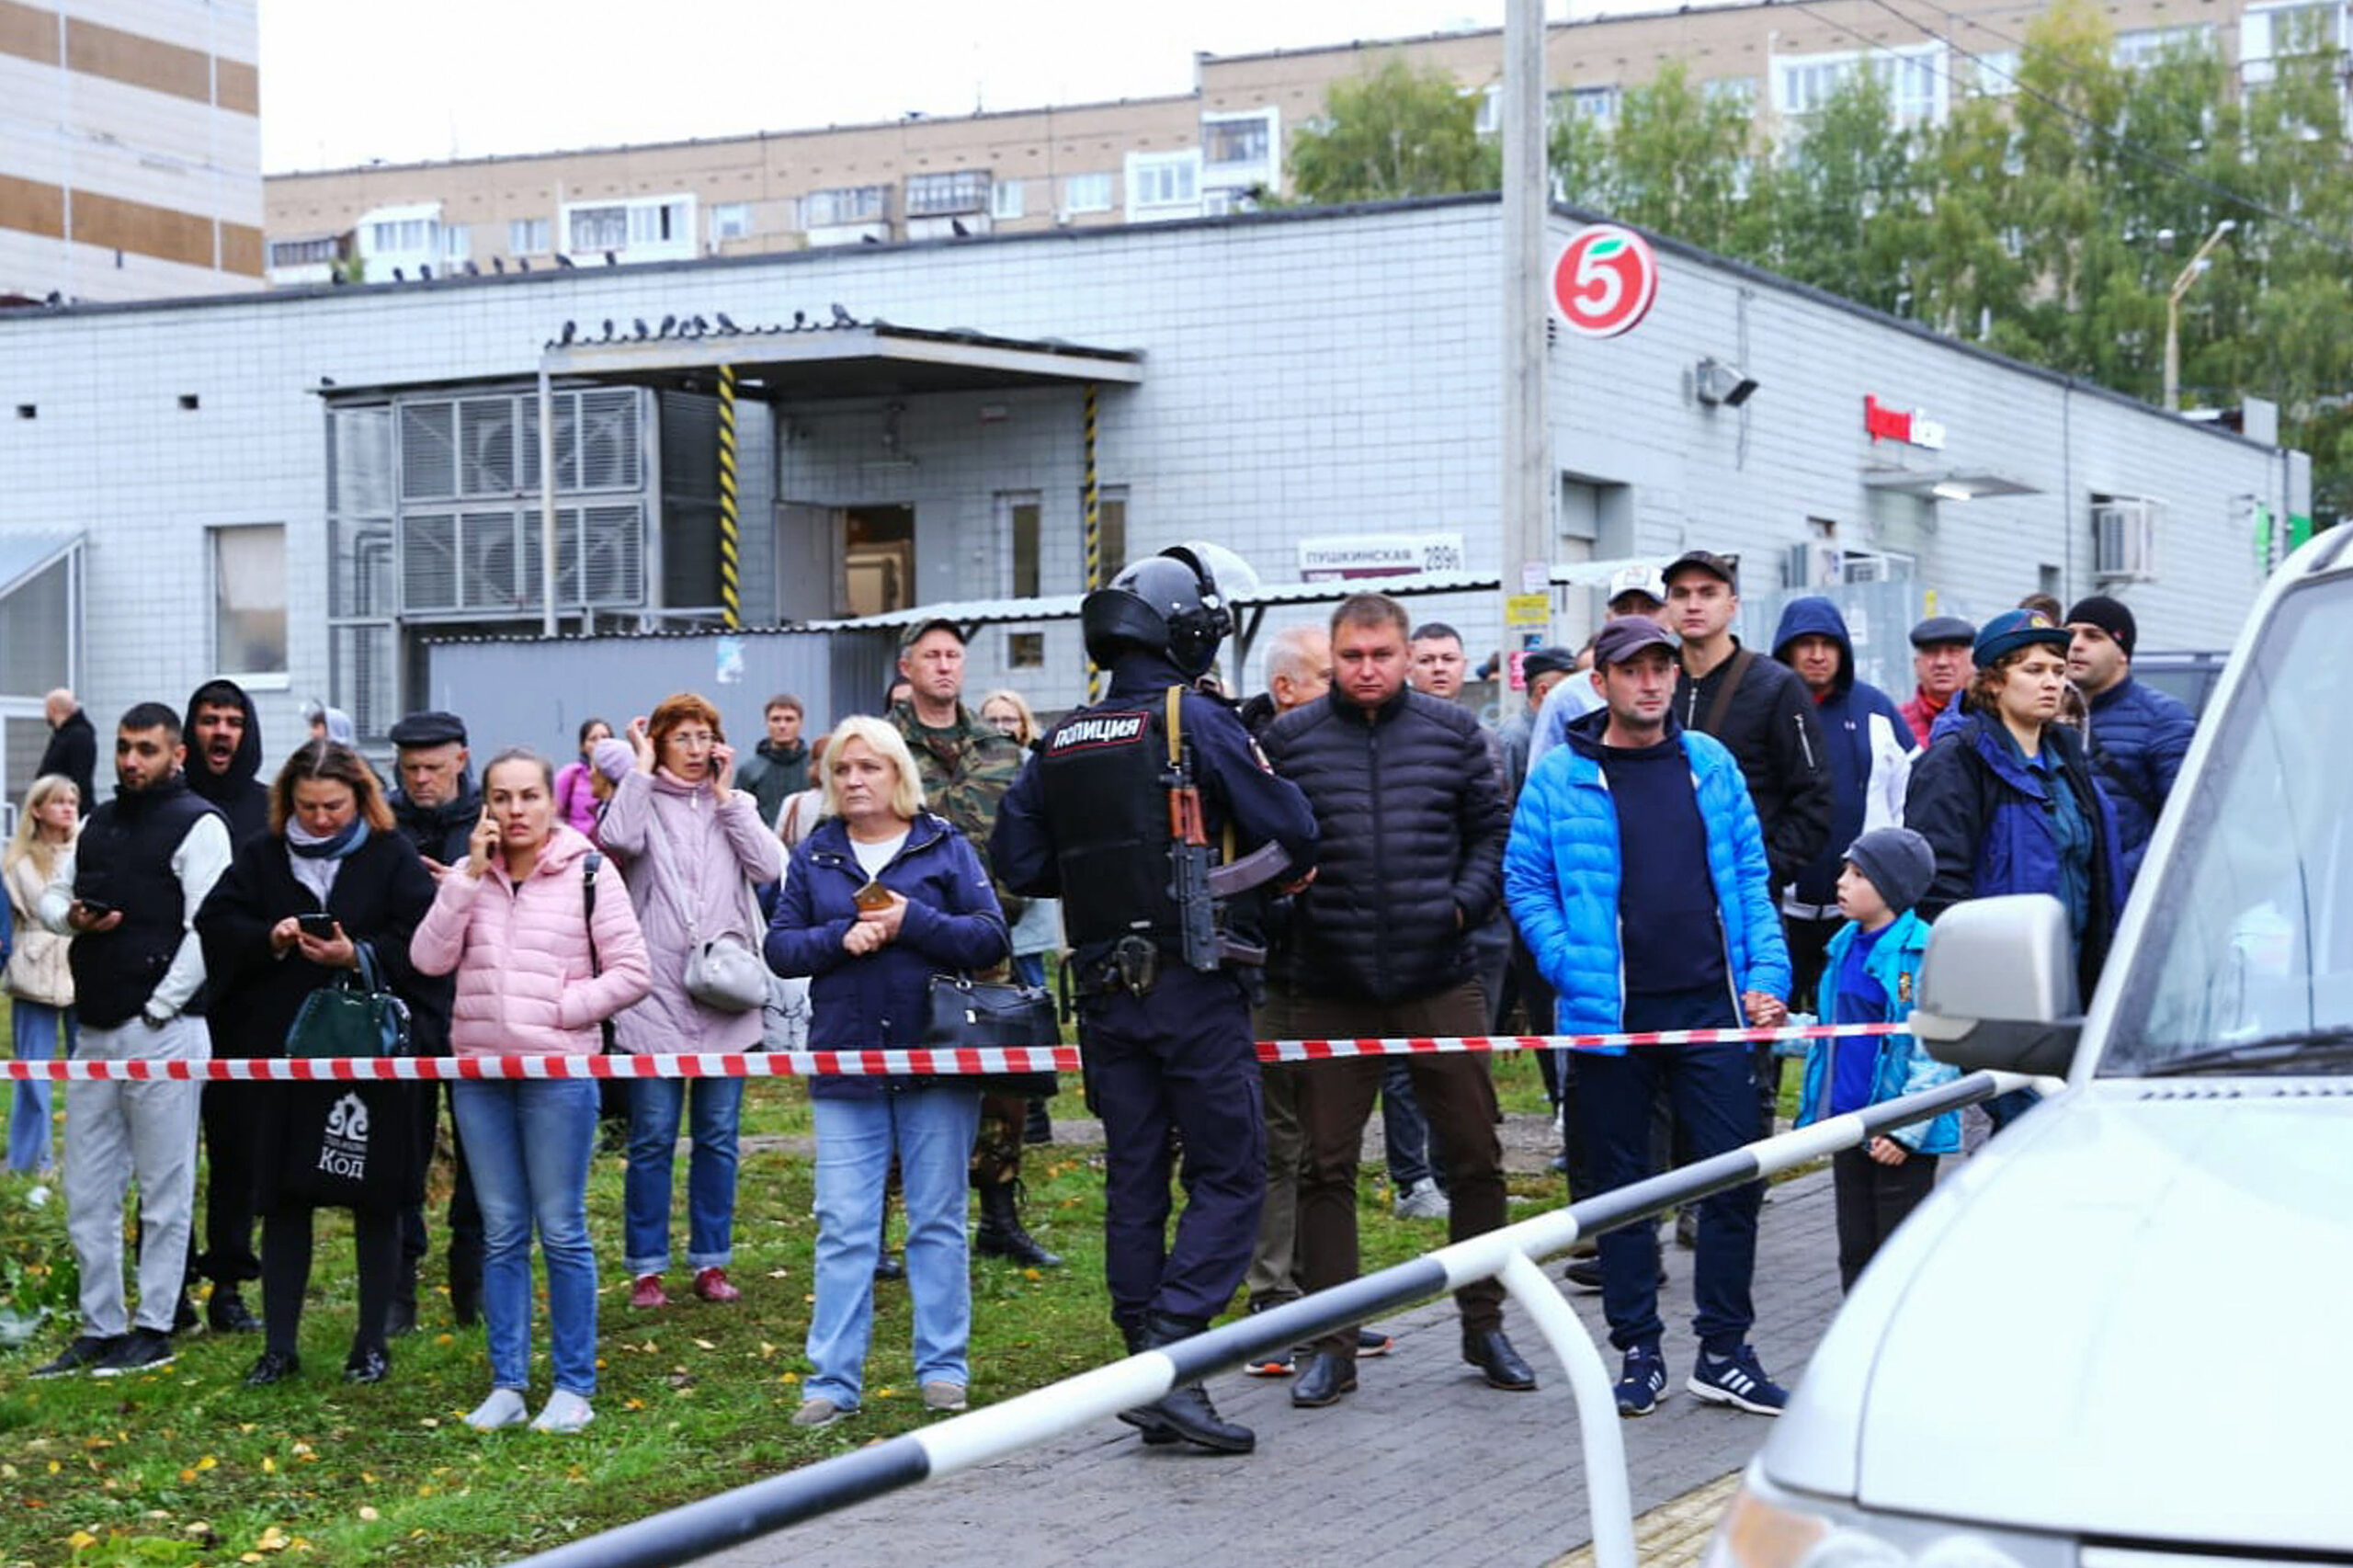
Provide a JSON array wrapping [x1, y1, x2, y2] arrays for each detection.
[[530, 320, 1144, 633]]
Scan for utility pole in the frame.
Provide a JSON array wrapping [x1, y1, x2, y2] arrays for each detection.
[[1501, 0, 1553, 679], [2164, 218, 2234, 413]]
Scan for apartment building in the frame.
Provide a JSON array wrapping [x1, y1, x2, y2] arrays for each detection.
[[1, 0, 263, 303], [260, 0, 2338, 288]]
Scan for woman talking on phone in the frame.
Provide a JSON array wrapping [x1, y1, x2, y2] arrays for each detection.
[[598, 694, 782, 1309], [196, 743, 437, 1387], [411, 748, 651, 1433], [765, 716, 1008, 1427]]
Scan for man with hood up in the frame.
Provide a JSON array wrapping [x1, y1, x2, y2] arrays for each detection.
[[1768, 599, 1915, 1012], [179, 679, 270, 1333]]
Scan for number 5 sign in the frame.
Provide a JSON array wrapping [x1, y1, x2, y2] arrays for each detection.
[[1551, 225, 1659, 339]]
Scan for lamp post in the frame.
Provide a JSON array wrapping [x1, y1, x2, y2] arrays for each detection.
[[2163, 218, 2235, 413]]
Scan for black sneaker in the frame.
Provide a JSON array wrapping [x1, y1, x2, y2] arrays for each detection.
[[90, 1328, 176, 1378], [207, 1289, 260, 1335], [31, 1335, 126, 1379], [1615, 1346, 1667, 1418]]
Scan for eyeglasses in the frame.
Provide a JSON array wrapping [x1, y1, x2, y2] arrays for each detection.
[[667, 731, 717, 748]]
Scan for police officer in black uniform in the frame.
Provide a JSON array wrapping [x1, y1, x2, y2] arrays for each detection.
[[993, 545, 1317, 1456]]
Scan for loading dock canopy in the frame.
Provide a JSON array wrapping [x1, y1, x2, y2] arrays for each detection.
[[539, 317, 1144, 399]]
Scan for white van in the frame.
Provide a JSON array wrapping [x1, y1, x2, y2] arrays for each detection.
[[1705, 527, 2353, 1567]]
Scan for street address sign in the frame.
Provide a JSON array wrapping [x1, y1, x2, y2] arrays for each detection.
[[1551, 225, 1659, 339]]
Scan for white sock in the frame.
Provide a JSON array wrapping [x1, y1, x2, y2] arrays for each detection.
[[531, 1389, 595, 1433], [466, 1388, 528, 1430]]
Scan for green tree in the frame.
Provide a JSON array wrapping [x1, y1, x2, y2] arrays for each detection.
[[1552, 62, 1765, 256], [1763, 69, 1925, 315], [1289, 57, 1501, 202]]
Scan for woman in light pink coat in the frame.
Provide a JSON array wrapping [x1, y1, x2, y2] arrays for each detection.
[[597, 693, 783, 1309], [411, 748, 651, 1434]]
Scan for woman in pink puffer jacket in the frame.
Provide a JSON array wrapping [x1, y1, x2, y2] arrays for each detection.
[[411, 747, 651, 1436], [597, 693, 783, 1310]]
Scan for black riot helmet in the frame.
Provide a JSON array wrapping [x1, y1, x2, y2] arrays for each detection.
[[1080, 544, 1241, 678]]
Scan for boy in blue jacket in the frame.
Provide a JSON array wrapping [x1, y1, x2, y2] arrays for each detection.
[[1794, 826, 1959, 1292]]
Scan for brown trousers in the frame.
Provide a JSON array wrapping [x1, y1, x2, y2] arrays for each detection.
[[1292, 978, 1506, 1358]]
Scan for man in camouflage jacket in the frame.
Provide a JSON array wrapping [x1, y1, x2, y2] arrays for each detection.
[[889, 619, 1062, 1269]]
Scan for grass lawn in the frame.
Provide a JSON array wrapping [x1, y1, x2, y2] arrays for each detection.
[[0, 1021, 1573, 1568]]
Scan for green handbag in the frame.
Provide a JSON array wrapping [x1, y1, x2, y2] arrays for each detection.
[[284, 944, 413, 1061]]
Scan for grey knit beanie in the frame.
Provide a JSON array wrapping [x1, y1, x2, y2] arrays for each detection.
[[1846, 827, 1936, 915]]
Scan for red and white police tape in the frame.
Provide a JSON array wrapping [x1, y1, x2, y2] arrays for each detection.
[[0, 1021, 1898, 1082]]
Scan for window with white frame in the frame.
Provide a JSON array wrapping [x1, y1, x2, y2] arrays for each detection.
[[801, 186, 889, 228], [1704, 75, 1758, 108], [508, 217, 551, 255], [211, 524, 287, 676], [905, 170, 991, 216], [1125, 150, 1199, 213], [269, 236, 340, 267], [2241, 0, 2347, 84], [1570, 85, 1620, 122], [1471, 85, 1502, 137], [991, 178, 1025, 220], [629, 201, 687, 245], [369, 218, 432, 253], [1973, 50, 2019, 96], [2115, 24, 2215, 67], [441, 224, 471, 261], [1202, 111, 1274, 168], [710, 203, 753, 241], [1063, 172, 1113, 213], [569, 205, 628, 252], [1773, 44, 1947, 124]]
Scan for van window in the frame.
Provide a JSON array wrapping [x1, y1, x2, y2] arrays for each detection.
[[2105, 578, 2353, 1072]]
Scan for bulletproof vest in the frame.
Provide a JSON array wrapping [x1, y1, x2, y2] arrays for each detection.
[[1034, 699, 1182, 952], [70, 776, 220, 1028]]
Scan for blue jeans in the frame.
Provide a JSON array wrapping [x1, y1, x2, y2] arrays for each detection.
[[1380, 1062, 1437, 1191], [8, 1001, 74, 1174], [1575, 989, 1764, 1357], [623, 1075, 744, 1276], [452, 1079, 599, 1396], [1010, 952, 1047, 991], [805, 1087, 982, 1407]]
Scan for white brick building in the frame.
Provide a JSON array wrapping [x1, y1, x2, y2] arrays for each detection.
[[0, 196, 2305, 798]]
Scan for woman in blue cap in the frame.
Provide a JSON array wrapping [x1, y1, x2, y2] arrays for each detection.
[[1902, 609, 2123, 1128]]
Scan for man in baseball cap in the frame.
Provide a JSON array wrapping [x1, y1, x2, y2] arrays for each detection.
[[1525, 564, 1675, 775], [1506, 597, 1794, 1419], [1900, 616, 1975, 746]]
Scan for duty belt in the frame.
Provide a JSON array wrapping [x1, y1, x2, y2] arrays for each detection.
[[1085, 936, 1163, 997]]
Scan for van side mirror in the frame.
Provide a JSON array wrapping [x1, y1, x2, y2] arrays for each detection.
[[1908, 895, 2083, 1077]]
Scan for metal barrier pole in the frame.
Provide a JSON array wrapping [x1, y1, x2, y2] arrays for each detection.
[[507, 1069, 2051, 1568], [1497, 1248, 1636, 1568]]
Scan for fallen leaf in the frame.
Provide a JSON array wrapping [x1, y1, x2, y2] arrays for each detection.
[[358, 1506, 380, 1522], [692, 1337, 716, 1350]]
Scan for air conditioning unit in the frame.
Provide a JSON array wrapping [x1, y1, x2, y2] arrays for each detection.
[[2093, 496, 2159, 583], [1784, 542, 1840, 588]]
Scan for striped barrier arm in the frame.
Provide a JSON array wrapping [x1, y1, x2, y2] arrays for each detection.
[[503, 1066, 2055, 1568], [0, 1021, 1899, 1082]]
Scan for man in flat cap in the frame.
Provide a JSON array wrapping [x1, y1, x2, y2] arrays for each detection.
[[1900, 615, 1976, 748], [385, 710, 485, 1332]]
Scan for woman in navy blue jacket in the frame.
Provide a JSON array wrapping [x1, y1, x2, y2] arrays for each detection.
[[1904, 610, 2122, 1126], [765, 715, 1008, 1431]]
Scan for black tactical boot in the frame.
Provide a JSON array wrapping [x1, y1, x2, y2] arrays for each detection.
[[974, 1181, 1063, 1268], [1131, 1313, 1254, 1455], [1114, 1321, 1179, 1446]]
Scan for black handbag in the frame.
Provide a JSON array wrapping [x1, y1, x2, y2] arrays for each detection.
[[921, 974, 1061, 1097], [284, 945, 412, 1061]]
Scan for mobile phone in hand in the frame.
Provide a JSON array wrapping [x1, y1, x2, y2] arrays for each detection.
[[77, 898, 115, 918], [296, 912, 338, 938], [853, 881, 892, 912]]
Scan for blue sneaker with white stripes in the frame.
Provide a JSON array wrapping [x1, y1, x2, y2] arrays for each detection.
[[1614, 1346, 1666, 1417], [1688, 1344, 1787, 1415]]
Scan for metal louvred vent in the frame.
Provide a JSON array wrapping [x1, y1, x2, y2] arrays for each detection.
[[402, 512, 459, 611], [399, 402, 457, 500], [578, 389, 640, 490], [459, 397, 517, 495], [329, 406, 394, 515], [461, 510, 527, 609]]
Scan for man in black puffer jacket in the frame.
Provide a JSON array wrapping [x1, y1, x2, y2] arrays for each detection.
[[1261, 592, 1536, 1410]]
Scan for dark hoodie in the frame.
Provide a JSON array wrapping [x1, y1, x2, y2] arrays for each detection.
[[182, 679, 270, 847], [1768, 597, 1915, 909]]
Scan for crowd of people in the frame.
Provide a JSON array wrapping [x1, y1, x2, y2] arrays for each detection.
[[1, 549, 2195, 1451]]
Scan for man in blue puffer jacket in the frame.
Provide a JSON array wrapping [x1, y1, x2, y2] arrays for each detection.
[[1506, 618, 1794, 1421], [1769, 597, 1915, 1010], [2063, 596, 2194, 889]]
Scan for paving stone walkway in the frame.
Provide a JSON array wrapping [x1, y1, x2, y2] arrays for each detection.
[[700, 1163, 1844, 1568]]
